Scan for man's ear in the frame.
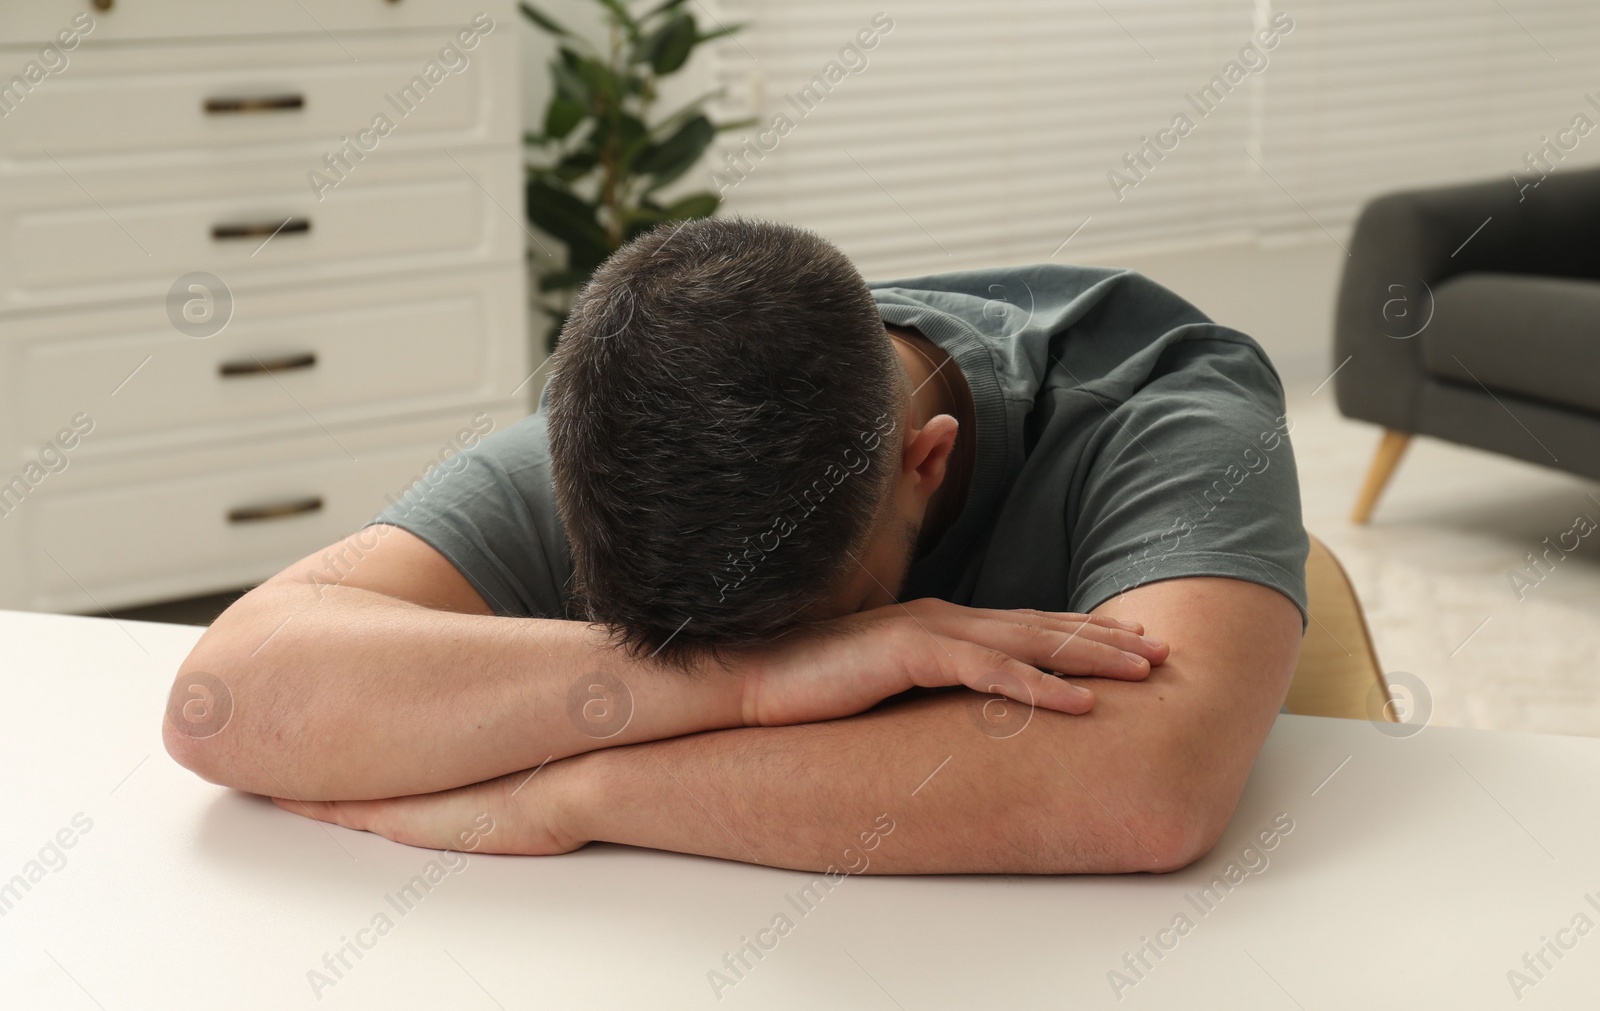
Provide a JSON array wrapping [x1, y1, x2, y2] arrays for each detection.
[[900, 414, 960, 500]]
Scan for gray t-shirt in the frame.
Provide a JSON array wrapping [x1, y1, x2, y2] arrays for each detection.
[[372, 264, 1309, 627]]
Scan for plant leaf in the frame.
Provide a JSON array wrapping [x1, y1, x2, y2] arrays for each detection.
[[554, 146, 600, 181], [634, 114, 716, 189], [594, 0, 640, 37], [552, 51, 590, 106], [643, 12, 698, 74], [662, 192, 720, 220], [526, 179, 611, 264], [617, 195, 714, 242], [518, 2, 572, 37], [537, 269, 590, 292], [653, 87, 728, 131], [543, 308, 570, 355], [622, 204, 668, 225], [641, 0, 690, 20], [573, 53, 622, 105], [622, 221, 665, 243], [696, 23, 746, 44], [543, 98, 585, 139], [615, 112, 656, 170]]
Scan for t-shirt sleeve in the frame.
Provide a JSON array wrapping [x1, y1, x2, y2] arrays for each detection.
[[1066, 334, 1310, 629], [366, 412, 573, 618]]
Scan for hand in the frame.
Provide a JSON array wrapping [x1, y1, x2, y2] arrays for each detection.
[[736, 598, 1168, 727], [271, 763, 585, 856]]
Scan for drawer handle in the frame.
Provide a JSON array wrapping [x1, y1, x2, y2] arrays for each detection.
[[204, 94, 306, 115], [227, 497, 324, 525], [219, 352, 317, 378], [212, 217, 311, 242]]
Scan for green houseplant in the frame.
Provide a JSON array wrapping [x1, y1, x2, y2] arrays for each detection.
[[520, 0, 749, 349]]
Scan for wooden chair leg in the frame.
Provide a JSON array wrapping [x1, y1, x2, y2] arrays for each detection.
[[1350, 430, 1412, 524]]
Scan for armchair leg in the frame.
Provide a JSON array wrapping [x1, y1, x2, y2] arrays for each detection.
[[1351, 430, 1412, 524]]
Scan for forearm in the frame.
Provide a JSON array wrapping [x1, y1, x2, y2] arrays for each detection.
[[167, 580, 743, 800], [564, 689, 1202, 875], [564, 693, 1049, 873], [558, 579, 1297, 874]]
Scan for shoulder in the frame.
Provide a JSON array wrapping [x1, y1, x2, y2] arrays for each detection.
[[868, 264, 1259, 364], [373, 407, 571, 618], [868, 263, 1203, 322]]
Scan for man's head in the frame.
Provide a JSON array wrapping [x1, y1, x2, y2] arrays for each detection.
[[546, 217, 958, 670]]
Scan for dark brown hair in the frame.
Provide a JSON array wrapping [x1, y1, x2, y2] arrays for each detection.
[[546, 217, 905, 670]]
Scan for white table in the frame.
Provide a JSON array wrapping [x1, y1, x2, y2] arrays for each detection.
[[3, 608, 1598, 1009]]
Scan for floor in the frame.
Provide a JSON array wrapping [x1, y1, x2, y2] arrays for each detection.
[[112, 382, 1600, 739], [1286, 378, 1600, 738]]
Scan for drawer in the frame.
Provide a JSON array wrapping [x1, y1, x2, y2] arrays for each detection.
[[0, 148, 524, 311], [13, 406, 529, 612], [1, 1, 507, 45], [4, 265, 531, 456], [0, 28, 515, 164]]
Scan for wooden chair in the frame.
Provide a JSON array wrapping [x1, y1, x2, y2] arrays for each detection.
[[1285, 534, 1392, 720]]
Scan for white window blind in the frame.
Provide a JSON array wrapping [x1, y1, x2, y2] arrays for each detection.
[[1258, 0, 1600, 241], [701, 1, 1600, 278]]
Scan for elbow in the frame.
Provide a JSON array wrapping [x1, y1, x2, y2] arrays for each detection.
[[162, 699, 215, 783], [1128, 805, 1230, 874], [1024, 783, 1235, 875], [162, 625, 276, 794], [1123, 777, 1242, 874], [163, 650, 339, 800], [161, 587, 334, 798], [161, 659, 240, 789]]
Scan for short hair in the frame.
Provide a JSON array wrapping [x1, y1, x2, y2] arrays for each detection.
[[546, 217, 906, 670]]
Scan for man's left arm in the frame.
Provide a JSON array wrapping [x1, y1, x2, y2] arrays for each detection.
[[559, 576, 1298, 873], [290, 576, 1298, 873]]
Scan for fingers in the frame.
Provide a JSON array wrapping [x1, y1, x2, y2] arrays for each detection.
[[967, 605, 1145, 638], [944, 641, 1095, 716], [1034, 621, 1163, 677], [920, 606, 1167, 681], [1022, 608, 1145, 637], [273, 796, 348, 825], [273, 795, 435, 850], [915, 601, 1164, 659], [1015, 612, 1167, 666]]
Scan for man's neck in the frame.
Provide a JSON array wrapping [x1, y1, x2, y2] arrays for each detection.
[[886, 324, 977, 555]]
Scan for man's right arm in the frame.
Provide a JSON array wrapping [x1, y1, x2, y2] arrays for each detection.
[[163, 526, 748, 801]]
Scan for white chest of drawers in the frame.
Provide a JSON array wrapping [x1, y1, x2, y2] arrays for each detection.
[[0, 0, 532, 612]]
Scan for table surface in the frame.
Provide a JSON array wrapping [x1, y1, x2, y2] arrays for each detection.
[[3, 607, 1599, 1009]]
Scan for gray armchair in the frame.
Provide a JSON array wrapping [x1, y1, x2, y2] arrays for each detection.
[[1333, 165, 1600, 522]]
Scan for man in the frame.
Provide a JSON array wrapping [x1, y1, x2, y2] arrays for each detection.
[[165, 218, 1308, 875]]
